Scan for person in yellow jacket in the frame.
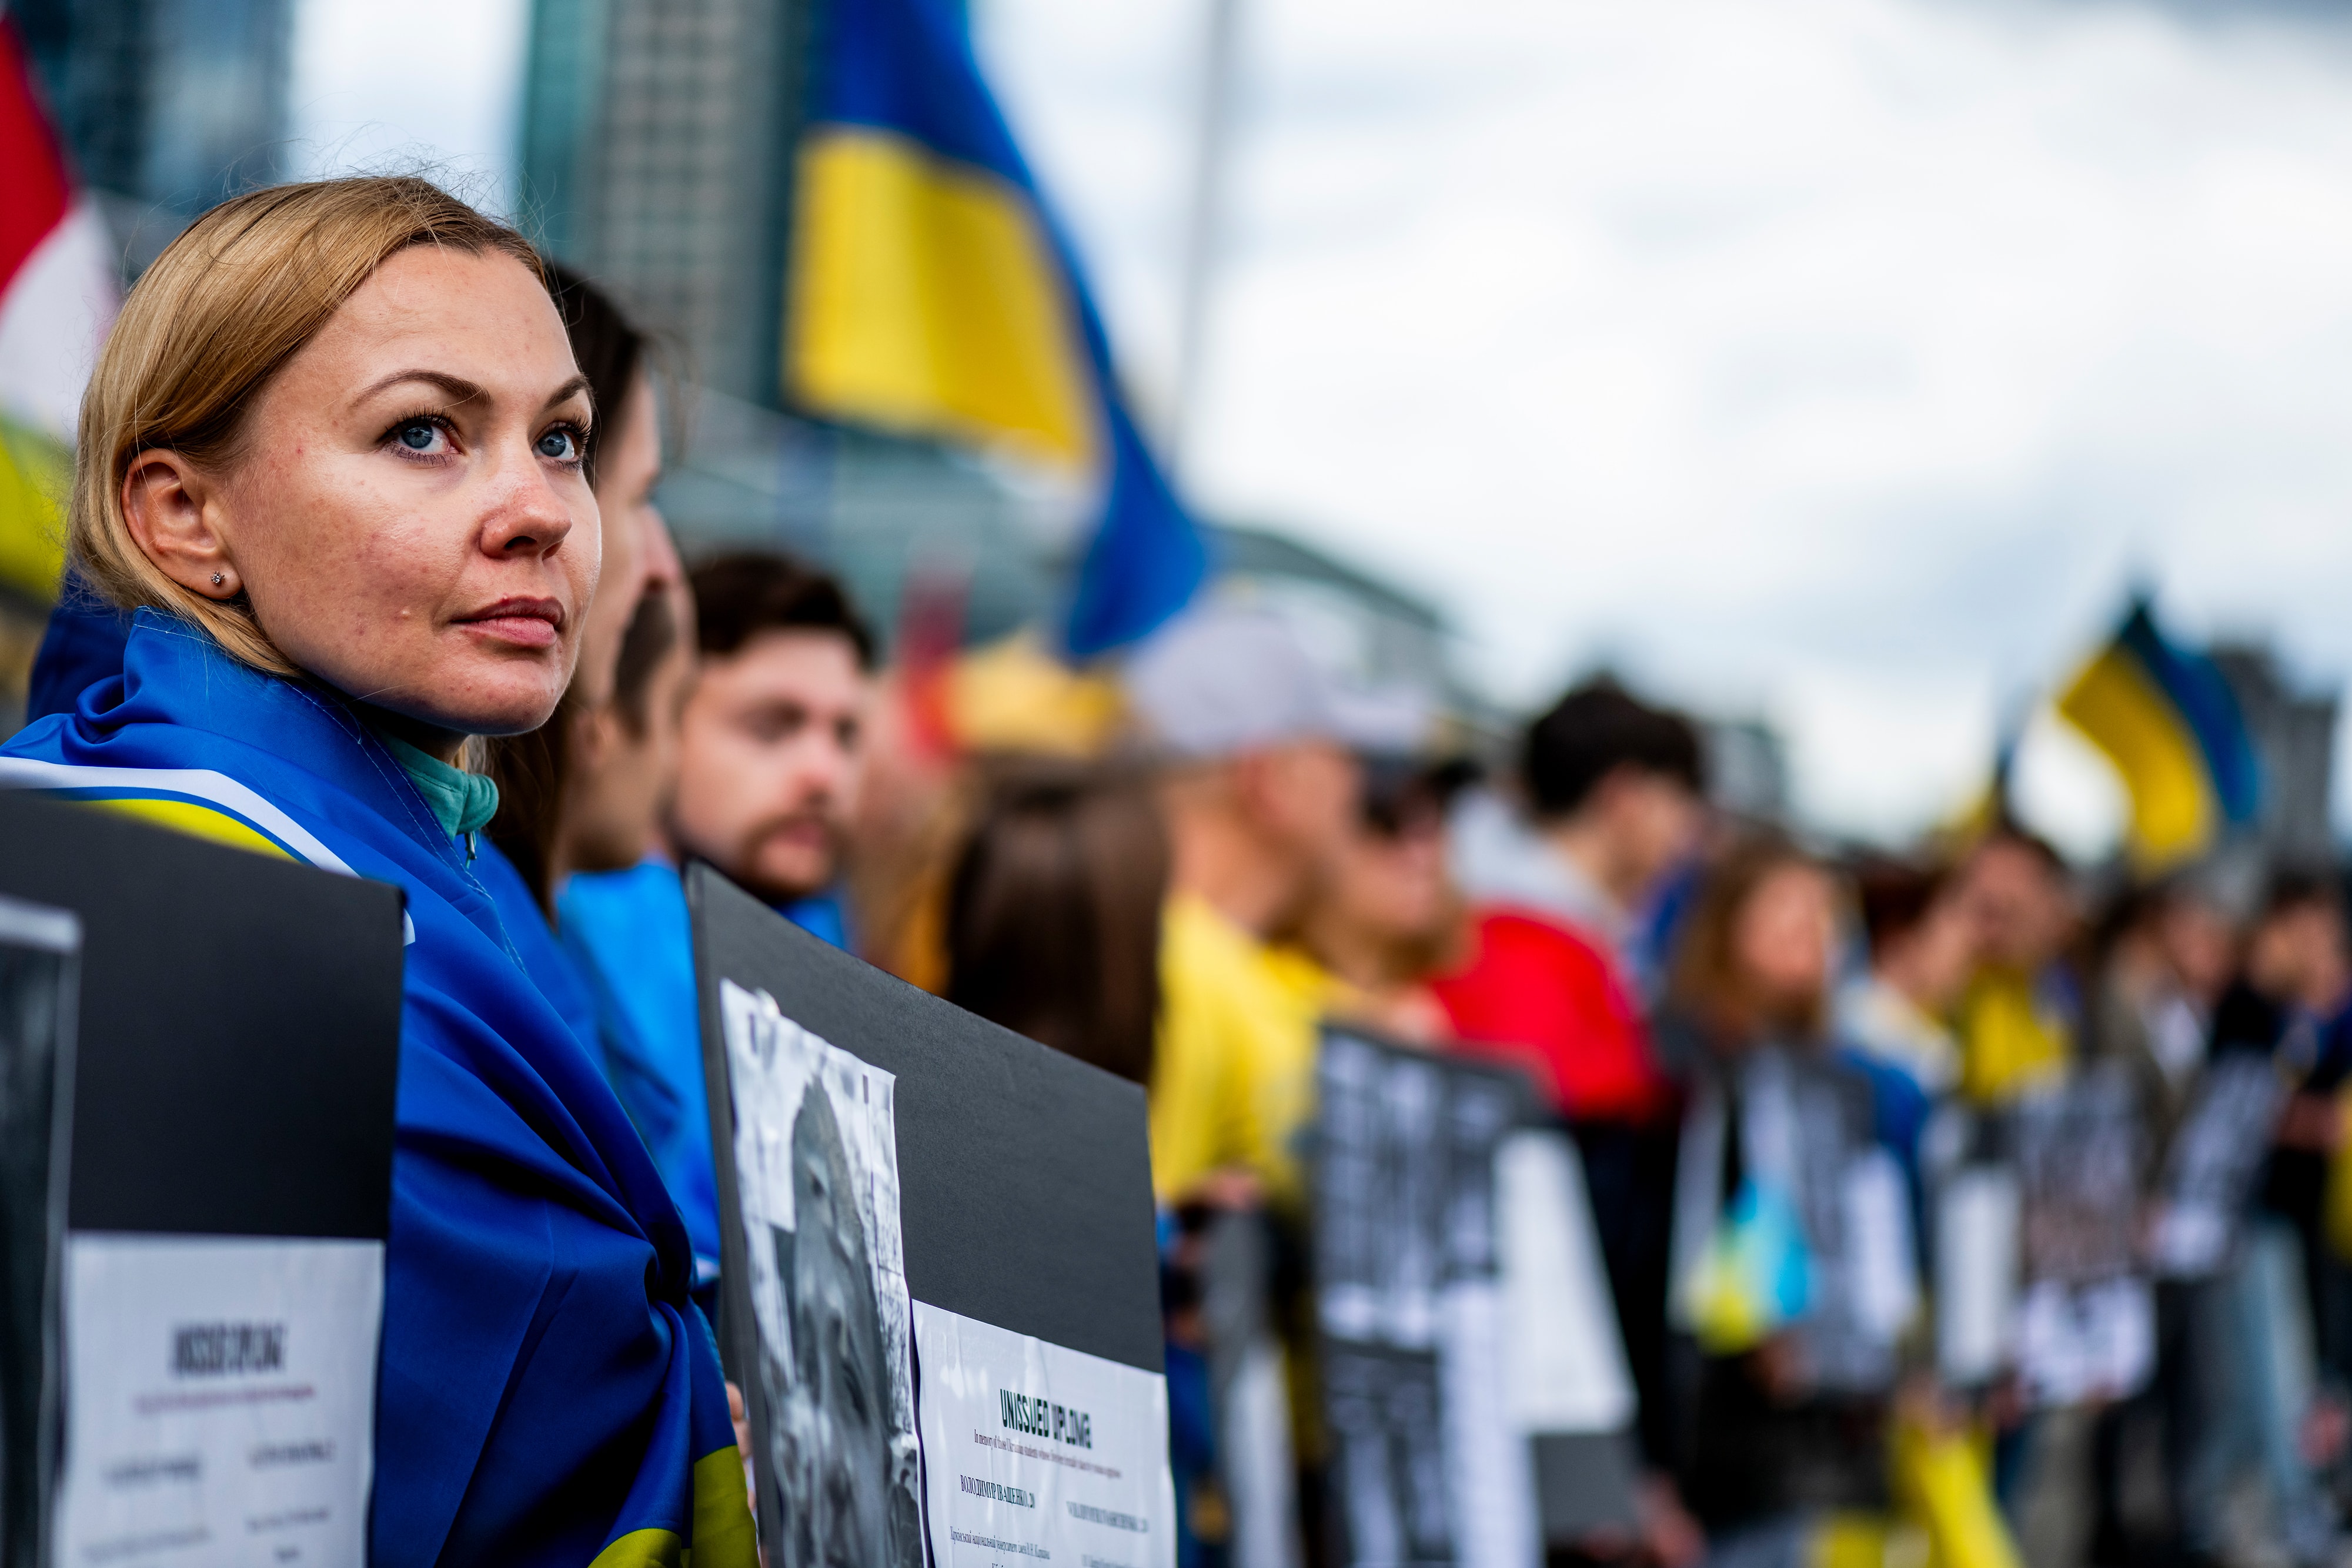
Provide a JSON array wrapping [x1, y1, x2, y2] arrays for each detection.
[[1126, 604, 1422, 1208], [1952, 827, 2084, 1105]]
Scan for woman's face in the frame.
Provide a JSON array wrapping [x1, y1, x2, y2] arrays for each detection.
[[1733, 862, 1836, 1018], [1331, 810, 1452, 948], [182, 246, 598, 741]]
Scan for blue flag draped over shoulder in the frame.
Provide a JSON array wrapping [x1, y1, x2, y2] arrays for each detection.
[[2056, 599, 2262, 870], [0, 614, 756, 1568], [784, 0, 1208, 657]]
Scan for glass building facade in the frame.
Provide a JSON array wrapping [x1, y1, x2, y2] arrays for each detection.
[[15, 0, 293, 276]]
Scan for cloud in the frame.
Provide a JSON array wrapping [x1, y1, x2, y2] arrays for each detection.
[[286, 0, 2352, 846], [286, 0, 529, 213], [975, 0, 2352, 844]]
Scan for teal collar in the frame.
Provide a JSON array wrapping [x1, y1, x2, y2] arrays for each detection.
[[376, 732, 500, 853]]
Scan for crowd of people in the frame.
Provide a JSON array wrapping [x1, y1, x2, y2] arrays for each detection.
[[11, 172, 2352, 1568]]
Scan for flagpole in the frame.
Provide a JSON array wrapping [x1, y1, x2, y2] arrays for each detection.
[[1171, 0, 1239, 478]]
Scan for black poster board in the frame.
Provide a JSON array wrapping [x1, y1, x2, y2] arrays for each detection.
[[1313, 1024, 1642, 1564], [0, 793, 402, 1239], [0, 790, 405, 1562], [688, 864, 1168, 1566], [0, 891, 77, 1568]]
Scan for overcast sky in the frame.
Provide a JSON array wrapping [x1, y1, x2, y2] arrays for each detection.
[[289, 0, 2352, 853]]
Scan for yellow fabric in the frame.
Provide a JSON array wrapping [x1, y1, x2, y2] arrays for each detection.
[[588, 1528, 680, 1568], [583, 1449, 756, 1568], [688, 1445, 758, 1567], [1892, 1419, 2023, 1568], [2057, 647, 2214, 870], [87, 798, 294, 861], [1955, 968, 2069, 1106], [947, 630, 1127, 757], [2323, 1082, 2352, 1260], [1809, 1513, 1896, 1568], [0, 418, 69, 601], [1150, 895, 1330, 1205], [787, 126, 1098, 476]]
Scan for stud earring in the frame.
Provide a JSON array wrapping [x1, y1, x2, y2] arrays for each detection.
[[211, 573, 223, 587]]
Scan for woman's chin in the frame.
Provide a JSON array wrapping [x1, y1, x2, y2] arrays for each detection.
[[385, 676, 566, 741]]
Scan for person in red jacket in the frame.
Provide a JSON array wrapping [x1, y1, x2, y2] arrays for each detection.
[[1435, 678, 1705, 1118], [1432, 678, 1708, 1564]]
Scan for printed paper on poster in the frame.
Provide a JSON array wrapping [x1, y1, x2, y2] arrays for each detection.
[[913, 1299, 1174, 1568], [51, 1233, 383, 1567]]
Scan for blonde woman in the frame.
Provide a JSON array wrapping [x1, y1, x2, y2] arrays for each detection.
[[0, 179, 754, 1567]]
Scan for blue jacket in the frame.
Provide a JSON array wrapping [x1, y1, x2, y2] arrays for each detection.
[[2, 612, 754, 1567], [562, 862, 849, 1285]]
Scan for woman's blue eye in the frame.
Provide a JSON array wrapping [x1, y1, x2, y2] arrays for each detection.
[[537, 430, 577, 461], [399, 422, 436, 451]]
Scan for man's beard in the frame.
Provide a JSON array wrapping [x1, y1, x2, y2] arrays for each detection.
[[731, 810, 846, 906]]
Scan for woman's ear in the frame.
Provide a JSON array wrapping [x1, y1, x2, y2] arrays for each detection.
[[122, 449, 240, 600]]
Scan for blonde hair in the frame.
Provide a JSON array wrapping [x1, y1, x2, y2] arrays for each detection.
[[73, 176, 544, 676]]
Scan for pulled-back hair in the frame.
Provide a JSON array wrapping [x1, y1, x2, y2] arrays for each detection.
[[72, 176, 543, 677]]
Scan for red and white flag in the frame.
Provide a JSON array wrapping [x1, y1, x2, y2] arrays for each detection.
[[1, 14, 116, 446]]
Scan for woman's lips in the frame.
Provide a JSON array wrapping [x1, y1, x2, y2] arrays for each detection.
[[454, 598, 563, 650]]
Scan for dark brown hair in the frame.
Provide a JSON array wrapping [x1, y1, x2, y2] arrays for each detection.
[[544, 260, 644, 486], [691, 551, 874, 669], [943, 760, 1170, 1085]]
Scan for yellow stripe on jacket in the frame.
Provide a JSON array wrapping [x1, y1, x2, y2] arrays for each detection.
[[88, 797, 297, 860]]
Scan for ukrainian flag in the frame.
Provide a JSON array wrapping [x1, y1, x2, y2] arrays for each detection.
[[785, 0, 1208, 657], [2056, 600, 2261, 869]]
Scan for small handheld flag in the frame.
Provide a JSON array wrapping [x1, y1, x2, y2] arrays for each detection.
[[2056, 600, 2261, 869], [783, 0, 1208, 658]]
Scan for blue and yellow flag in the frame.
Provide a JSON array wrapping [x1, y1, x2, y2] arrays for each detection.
[[2056, 600, 2260, 868], [786, 0, 1208, 657]]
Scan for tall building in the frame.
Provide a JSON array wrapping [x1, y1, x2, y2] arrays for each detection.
[[2211, 643, 2339, 864], [519, 0, 1069, 654], [14, 0, 293, 276], [520, 0, 804, 409]]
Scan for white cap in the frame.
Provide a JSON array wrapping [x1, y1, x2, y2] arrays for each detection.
[[1125, 604, 1431, 760]]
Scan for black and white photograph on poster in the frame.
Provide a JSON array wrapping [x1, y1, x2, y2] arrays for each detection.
[[0, 894, 77, 1568], [720, 979, 922, 1568], [2147, 1052, 2288, 1278], [1314, 1026, 1538, 1568], [2011, 1064, 2153, 1403]]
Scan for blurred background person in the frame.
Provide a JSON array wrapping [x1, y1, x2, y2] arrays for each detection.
[[1839, 855, 1976, 1105], [2074, 874, 2240, 1568], [1126, 603, 1416, 1562], [1124, 603, 1392, 1209], [1432, 678, 1708, 1552], [560, 550, 872, 1288], [667, 552, 872, 948], [2088, 876, 2237, 1169], [1954, 827, 2087, 1108], [1655, 836, 1912, 1567]]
